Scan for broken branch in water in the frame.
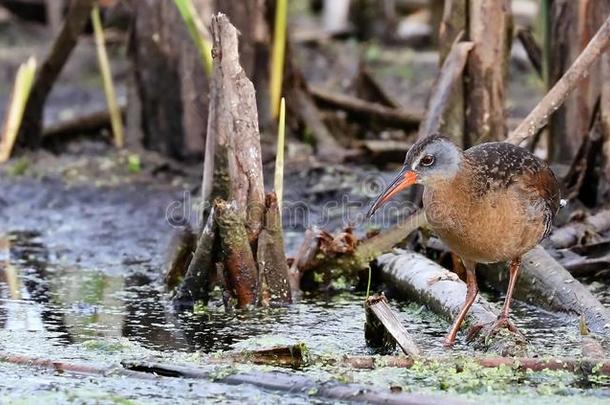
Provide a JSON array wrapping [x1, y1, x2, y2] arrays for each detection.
[[365, 294, 421, 358], [507, 15, 610, 146]]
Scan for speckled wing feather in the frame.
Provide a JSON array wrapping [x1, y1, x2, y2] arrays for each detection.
[[465, 142, 561, 237]]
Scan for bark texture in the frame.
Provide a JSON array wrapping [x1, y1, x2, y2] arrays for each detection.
[[465, 0, 511, 145], [17, 0, 95, 148]]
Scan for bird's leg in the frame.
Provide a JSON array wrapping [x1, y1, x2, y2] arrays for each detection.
[[443, 259, 477, 347], [490, 257, 522, 334]]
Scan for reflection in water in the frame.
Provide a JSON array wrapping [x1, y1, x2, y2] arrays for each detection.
[[0, 230, 594, 360]]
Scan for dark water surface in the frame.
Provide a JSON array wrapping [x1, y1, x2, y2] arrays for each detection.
[[1, 175, 609, 404]]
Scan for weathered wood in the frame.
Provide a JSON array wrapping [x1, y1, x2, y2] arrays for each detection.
[[163, 226, 196, 292], [377, 250, 527, 356], [215, 200, 258, 309], [507, 14, 610, 147], [257, 193, 291, 305], [465, 0, 511, 145], [516, 27, 543, 78], [481, 246, 610, 337], [17, 0, 95, 148], [438, 0, 466, 63], [549, 209, 610, 248], [129, 0, 211, 159], [365, 294, 421, 358], [546, 0, 609, 163], [418, 40, 473, 146], [210, 14, 266, 242], [310, 86, 422, 130], [172, 208, 217, 311]]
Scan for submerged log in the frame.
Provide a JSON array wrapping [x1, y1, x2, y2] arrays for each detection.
[[480, 246, 610, 337], [377, 250, 527, 356], [257, 193, 292, 305], [215, 200, 258, 309], [364, 294, 421, 358]]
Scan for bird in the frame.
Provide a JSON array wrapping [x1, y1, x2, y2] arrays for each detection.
[[367, 134, 561, 346]]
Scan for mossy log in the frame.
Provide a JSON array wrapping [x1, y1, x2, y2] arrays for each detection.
[[377, 250, 527, 356]]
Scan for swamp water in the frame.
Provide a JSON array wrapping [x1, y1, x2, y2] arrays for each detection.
[[0, 172, 609, 404]]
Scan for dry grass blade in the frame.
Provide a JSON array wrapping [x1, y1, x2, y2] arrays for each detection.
[[174, 0, 213, 75], [274, 97, 286, 212], [0, 57, 36, 163], [270, 0, 287, 119], [91, 5, 124, 148]]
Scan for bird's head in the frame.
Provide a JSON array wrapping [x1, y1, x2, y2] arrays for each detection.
[[367, 134, 463, 217]]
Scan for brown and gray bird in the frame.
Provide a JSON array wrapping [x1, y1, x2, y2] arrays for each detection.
[[368, 134, 561, 346]]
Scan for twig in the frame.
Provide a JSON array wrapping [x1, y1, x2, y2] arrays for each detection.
[[507, 15, 610, 146]]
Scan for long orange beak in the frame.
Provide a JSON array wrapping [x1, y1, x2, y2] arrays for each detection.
[[367, 168, 417, 218]]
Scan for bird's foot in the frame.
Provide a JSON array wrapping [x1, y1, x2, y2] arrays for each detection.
[[427, 270, 460, 286], [486, 316, 523, 338]]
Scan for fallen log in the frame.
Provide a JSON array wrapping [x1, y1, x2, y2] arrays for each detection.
[[291, 211, 426, 292], [377, 250, 527, 356], [309, 85, 423, 130], [549, 209, 610, 249], [365, 294, 421, 358], [42, 106, 127, 139], [0, 352, 467, 404], [480, 246, 610, 337]]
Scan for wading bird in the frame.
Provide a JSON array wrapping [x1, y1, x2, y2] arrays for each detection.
[[367, 134, 560, 346]]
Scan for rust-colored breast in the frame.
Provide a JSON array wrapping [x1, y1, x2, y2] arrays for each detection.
[[424, 142, 561, 263]]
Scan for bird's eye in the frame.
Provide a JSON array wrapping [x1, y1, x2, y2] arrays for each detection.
[[420, 155, 435, 167]]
